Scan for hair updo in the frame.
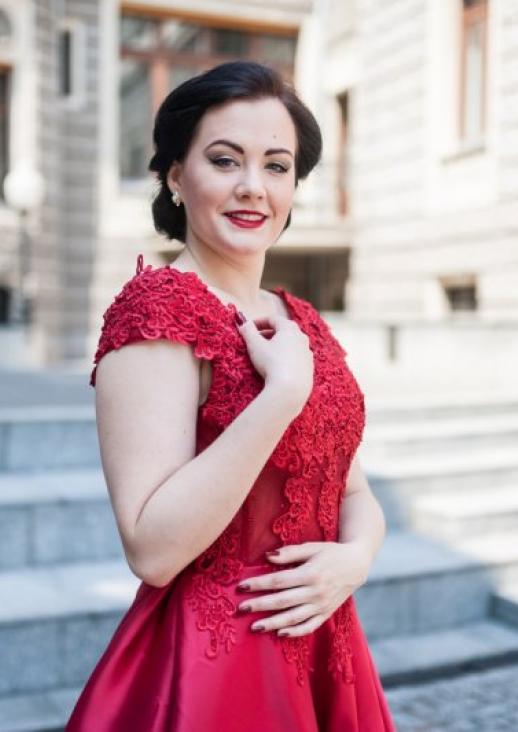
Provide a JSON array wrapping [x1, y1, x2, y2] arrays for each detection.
[[148, 60, 323, 242]]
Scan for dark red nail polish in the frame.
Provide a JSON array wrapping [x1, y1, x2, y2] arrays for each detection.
[[265, 549, 280, 557], [234, 310, 247, 326], [252, 624, 264, 632], [237, 583, 250, 592]]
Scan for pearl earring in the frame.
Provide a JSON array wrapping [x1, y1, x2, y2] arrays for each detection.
[[171, 190, 182, 207]]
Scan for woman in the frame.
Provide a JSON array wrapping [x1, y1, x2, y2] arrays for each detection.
[[66, 60, 396, 731]]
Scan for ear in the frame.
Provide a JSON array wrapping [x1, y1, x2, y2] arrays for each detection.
[[166, 161, 183, 194]]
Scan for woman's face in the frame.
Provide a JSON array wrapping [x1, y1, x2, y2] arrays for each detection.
[[167, 96, 298, 259]]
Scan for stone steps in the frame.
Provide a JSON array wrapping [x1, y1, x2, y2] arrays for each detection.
[[7, 460, 513, 572], [0, 468, 123, 569], [0, 559, 138, 698], [411, 484, 518, 538], [0, 686, 76, 732], [364, 393, 518, 424], [355, 529, 518, 640], [364, 447, 518, 529], [370, 618, 518, 689], [0, 387, 516, 725], [364, 446, 518, 490], [2, 618, 518, 732], [1, 530, 518, 698], [362, 412, 518, 458], [0, 407, 98, 472], [0, 392, 517, 472], [491, 581, 518, 628]]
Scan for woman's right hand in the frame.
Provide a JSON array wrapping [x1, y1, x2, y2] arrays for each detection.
[[236, 313, 314, 415]]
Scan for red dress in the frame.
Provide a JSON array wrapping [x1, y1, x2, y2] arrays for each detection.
[[66, 254, 396, 731]]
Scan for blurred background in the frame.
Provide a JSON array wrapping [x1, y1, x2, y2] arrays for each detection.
[[0, 1, 517, 730]]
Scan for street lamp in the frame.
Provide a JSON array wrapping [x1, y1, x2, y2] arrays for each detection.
[[3, 159, 46, 324]]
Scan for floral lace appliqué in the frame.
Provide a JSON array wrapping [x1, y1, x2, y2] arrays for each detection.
[[90, 254, 365, 686]]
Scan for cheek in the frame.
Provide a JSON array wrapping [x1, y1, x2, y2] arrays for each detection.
[[274, 182, 296, 212], [191, 176, 230, 209], [183, 185, 219, 215]]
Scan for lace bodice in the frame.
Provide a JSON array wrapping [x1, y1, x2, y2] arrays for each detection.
[[90, 253, 366, 686]]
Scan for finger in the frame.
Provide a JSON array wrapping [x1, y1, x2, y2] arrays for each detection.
[[265, 543, 324, 563], [277, 613, 326, 637], [238, 586, 312, 614], [253, 313, 290, 329], [251, 603, 316, 633], [238, 319, 280, 343], [238, 567, 303, 593]]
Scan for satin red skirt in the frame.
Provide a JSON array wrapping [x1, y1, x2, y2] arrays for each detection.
[[66, 561, 396, 731]]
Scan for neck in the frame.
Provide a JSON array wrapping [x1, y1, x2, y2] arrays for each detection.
[[174, 246, 268, 310]]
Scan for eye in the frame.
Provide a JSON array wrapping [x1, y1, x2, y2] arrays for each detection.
[[268, 162, 289, 174], [210, 156, 237, 168], [209, 156, 289, 174]]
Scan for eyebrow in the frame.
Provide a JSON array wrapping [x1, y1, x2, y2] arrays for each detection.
[[204, 139, 294, 158]]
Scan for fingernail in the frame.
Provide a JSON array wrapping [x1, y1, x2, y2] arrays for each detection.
[[237, 583, 250, 592], [265, 550, 280, 557], [234, 310, 247, 326], [251, 624, 265, 632]]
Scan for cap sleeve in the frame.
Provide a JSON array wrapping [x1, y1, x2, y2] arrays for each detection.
[[89, 254, 220, 387]]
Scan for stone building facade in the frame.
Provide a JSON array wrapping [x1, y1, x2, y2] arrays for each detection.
[[337, 0, 518, 322], [0, 0, 516, 394], [321, 0, 518, 394]]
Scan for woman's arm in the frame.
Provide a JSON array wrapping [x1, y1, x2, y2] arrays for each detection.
[[337, 454, 387, 572], [95, 338, 299, 589]]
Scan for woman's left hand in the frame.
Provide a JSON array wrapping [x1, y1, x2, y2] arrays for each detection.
[[236, 541, 372, 638]]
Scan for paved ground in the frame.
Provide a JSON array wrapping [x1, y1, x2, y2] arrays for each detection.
[[385, 662, 518, 731]]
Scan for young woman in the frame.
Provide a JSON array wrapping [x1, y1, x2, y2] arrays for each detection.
[[66, 60, 396, 731]]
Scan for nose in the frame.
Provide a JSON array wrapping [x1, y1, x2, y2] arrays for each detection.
[[235, 163, 266, 200]]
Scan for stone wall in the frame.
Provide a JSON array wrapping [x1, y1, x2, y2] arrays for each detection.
[[345, 0, 518, 322], [34, 0, 100, 362]]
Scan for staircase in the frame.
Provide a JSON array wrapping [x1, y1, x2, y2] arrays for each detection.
[[1, 390, 518, 730], [0, 403, 139, 732], [356, 394, 518, 687]]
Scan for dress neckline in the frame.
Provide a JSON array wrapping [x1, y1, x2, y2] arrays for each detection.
[[167, 265, 295, 323]]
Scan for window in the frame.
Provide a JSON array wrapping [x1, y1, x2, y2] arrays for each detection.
[[459, 0, 488, 142], [258, 34, 297, 66], [336, 92, 349, 216], [57, 19, 87, 107], [58, 28, 72, 96], [441, 275, 478, 312], [120, 58, 152, 179], [213, 29, 249, 56], [0, 9, 12, 48], [0, 286, 9, 324], [119, 12, 298, 180], [0, 67, 9, 202]]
